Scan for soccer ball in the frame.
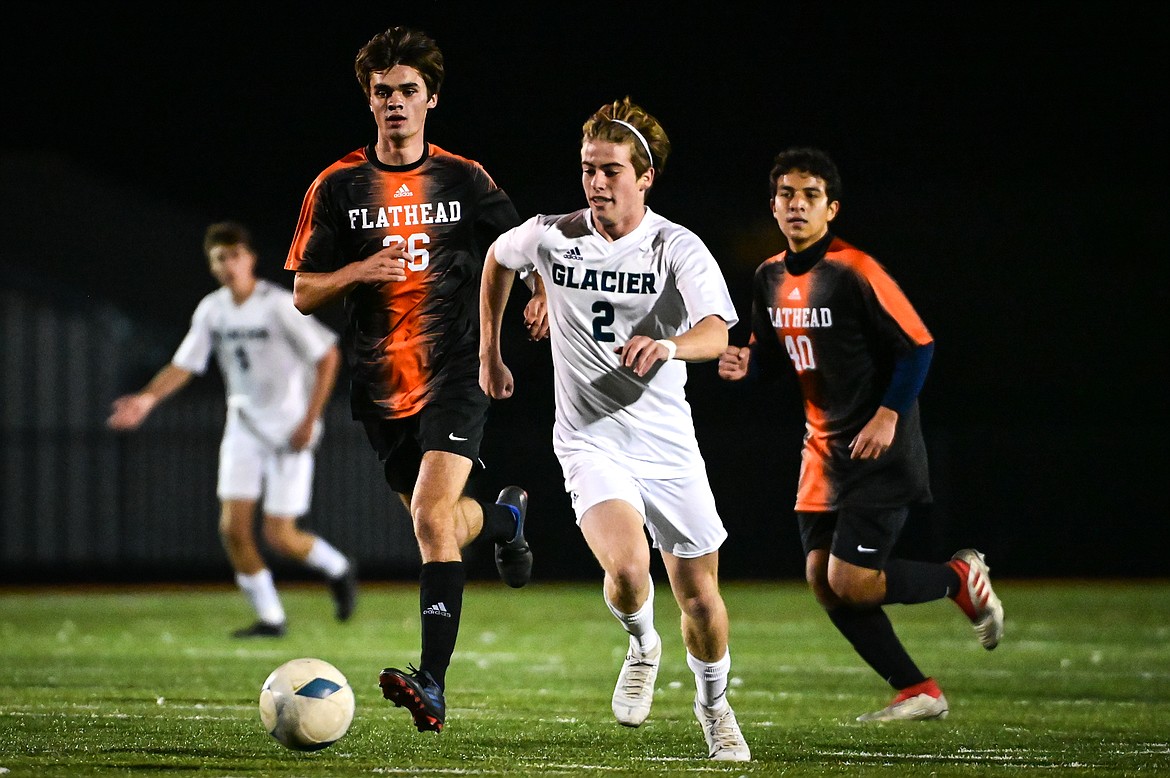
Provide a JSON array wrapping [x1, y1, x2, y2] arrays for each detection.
[[259, 657, 355, 751]]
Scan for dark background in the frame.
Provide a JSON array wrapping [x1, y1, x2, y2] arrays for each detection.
[[2, 3, 1165, 579]]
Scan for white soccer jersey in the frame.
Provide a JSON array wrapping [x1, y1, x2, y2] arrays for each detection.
[[494, 207, 738, 477], [172, 279, 337, 447]]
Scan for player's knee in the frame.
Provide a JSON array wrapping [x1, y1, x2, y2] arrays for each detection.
[[826, 570, 880, 607], [410, 499, 457, 550], [676, 590, 723, 625], [609, 559, 652, 592], [219, 516, 250, 544], [260, 521, 297, 555], [807, 576, 838, 609]]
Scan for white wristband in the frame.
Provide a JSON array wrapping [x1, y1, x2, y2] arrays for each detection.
[[655, 338, 678, 360]]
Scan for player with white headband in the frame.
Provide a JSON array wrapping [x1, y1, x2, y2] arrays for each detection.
[[480, 96, 750, 761]]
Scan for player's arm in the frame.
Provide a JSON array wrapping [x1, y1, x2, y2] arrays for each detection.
[[292, 244, 411, 314], [289, 344, 341, 451], [479, 242, 518, 399], [850, 341, 934, 460], [522, 270, 549, 341], [618, 314, 729, 378], [107, 363, 193, 431]]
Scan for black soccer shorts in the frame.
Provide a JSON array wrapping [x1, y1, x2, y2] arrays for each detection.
[[361, 384, 490, 494]]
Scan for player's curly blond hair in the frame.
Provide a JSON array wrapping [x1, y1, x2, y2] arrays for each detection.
[[582, 96, 671, 178]]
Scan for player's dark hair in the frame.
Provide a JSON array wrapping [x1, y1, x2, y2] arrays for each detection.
[[582, 96, 671, 179], [769, 147, 842, 203], [203, 221, 251, 257], [355, 26, 445, 98]]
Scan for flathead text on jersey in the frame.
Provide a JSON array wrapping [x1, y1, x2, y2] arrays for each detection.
[[348, 201, 462, 229]]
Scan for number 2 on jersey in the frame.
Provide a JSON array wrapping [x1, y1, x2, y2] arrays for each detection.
[[591, 301, 615, 342]]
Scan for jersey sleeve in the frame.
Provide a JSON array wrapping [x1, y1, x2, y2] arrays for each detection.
[[285, 175, 346, 273], [852, 255, 933, 351], [748, 260, 789, 381], [171, 298, 214, 375], [667, 231, 738, 329], [492, 216, 544, 273], [471, 164, 522, 251]]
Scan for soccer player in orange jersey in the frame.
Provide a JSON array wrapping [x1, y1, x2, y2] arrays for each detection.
[[285, 27, 534, 734], [719, 148, 1004, 721]]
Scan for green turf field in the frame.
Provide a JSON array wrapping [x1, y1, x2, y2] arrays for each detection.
[[1, 580, 1168, 776]]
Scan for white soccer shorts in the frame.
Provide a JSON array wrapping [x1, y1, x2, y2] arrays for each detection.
[[562, 452, 727, 558], [217, 417, 315, 517]]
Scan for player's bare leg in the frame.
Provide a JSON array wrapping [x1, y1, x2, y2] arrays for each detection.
[[663, 551, 749, 761], [262, 515, 357, 621], [380, 451, 472, 733], [220, 499, 285, 637], [581, 500, 661, 727]]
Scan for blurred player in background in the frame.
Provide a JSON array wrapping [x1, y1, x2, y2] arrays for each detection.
[[285, 26, 534, 735], [718, 147, 1004, 721], [107, 221, 354, 638], [480, 97, 750, 761]]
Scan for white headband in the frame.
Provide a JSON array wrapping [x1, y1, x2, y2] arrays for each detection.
[[609, 119, 654, 168]]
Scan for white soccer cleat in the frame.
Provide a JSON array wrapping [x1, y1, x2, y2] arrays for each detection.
[[611, 635, 660, 727], [694, 698, 751, 761], [858, 678, 949, 722], [949, 548, 1005, 650], [857, 690, 950, 722]]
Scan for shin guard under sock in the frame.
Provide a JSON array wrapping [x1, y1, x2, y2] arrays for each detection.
[[419, 561, 465, 690], [827, 605, 926, 690]]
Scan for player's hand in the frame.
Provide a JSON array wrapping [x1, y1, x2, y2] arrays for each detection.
[[523, 293, 549, 341], [288, 419, 315, 451], [480, 357, 515, 400], [355, 245, 409, 284], [718, 345, 750, 381], [850, 407, 898, 459], [107, 393, 156, 431], [614, 335, 668, 377]]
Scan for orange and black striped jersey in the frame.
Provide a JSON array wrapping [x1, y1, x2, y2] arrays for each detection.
[[286, 143, 520, 420], [750, 234, 933, 511]]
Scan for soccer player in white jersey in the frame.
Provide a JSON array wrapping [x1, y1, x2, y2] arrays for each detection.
[[108, 222, 356, 638], [479, 97, 750, 761]]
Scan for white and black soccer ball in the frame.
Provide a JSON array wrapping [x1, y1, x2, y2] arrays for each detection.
[[259, 657, 355, 751]]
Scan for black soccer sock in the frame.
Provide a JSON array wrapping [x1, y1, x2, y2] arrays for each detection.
[[418, 561, 465, 690], [882, 558, 963, 605], [827, 605, 926, 691], [481, 500, 519, 544]]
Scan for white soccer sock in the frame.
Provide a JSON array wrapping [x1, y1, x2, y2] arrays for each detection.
[[605, 578, 659, 652], [235, 569, 285, 625], [687, 649, 731, 708], [303, 537, 349, 579]]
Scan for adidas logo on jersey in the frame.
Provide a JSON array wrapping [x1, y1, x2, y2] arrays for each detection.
[[393, 183, 413, 198], [562, 247, 583, 260], [422, 602, 451, 618], [787, 287, 802, 301]]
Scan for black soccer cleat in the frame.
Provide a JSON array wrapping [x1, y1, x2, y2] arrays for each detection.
[[494, 486, 532, 588], [230, 620, 286, 639], [379, 665, 445, 732], [329, 559, 358, 622]]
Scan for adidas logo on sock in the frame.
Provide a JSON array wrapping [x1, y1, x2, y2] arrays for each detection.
[[393, 183, 413, 198], [562, 246, 583, 260], [422, 602, 451, 618]]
